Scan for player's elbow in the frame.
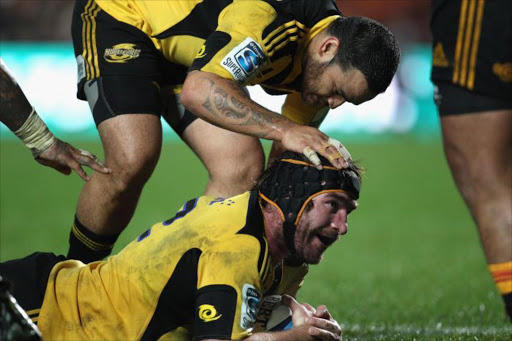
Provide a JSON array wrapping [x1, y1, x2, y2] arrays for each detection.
[[181, 70, 206, 113]]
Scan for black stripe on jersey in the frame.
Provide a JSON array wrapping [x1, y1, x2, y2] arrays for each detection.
[[194, 285, 237, 339], [265, 23, 306, 48], [264, 262, 283, 296], [189, 31, 232, 72], [261, 60, 297, 88], [140, 248, 202, 341], [266, 27, 306, 57], [261, 0, 341, 39], [163, 198, 198, 226], [236, 191, 268, 277], [154, 0, 233, 39]]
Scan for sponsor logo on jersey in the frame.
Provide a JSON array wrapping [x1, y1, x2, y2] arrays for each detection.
[[240, 284, 261, 330], [432, 42, 449, 67], [252, 295, 281, 332], [196, 45, 207, 59], [104, 43, 141, 63], [198, 304, 222, 322], [221, 38, 265, 84], [493, 62, 512, 83]]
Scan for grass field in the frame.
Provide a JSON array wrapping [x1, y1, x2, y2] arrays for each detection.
[[1, 136, 511, 340]]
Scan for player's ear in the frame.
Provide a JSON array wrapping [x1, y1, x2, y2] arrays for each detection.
[[318, 36, 340, 62]]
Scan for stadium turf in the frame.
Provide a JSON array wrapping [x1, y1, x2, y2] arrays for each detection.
[[1, 137, 511, 340]]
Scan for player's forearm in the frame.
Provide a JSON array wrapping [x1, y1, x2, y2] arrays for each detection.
[[0, 61, 33, 131], [245, 324, 315, 341], [181, 71, 295, 141]]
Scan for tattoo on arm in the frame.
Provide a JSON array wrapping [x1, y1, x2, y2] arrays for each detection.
[[200, 77, 283, 138], [0, 66, 33, 131]]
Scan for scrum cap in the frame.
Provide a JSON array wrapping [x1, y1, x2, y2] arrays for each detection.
[[258, 151, 361, 253]]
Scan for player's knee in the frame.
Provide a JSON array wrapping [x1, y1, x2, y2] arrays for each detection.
[[211, 149, 264, 191], [448, 160, 510, 213], [107, 146, 161, 191]]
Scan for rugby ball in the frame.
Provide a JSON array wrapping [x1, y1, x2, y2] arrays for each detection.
[[266, 303, 293, 331], [252, 295, 293, 332]]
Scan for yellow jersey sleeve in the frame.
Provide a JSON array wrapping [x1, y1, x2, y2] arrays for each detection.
[[194, 236, 264, 339], [282, 92, 330, 127], [192, 1, 277, 85]]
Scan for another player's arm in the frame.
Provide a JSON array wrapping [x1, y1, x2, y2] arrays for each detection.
[[0, 60, 33, 131], [269, 92, 330, 166], [0, 59, 110, 180], [182, 71, 347, 169]]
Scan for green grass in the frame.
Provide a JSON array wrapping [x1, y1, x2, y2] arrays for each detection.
[[1, 137, 511, 340]]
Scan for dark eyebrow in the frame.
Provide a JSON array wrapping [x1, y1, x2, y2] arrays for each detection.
[[325, 193, 357, 210]]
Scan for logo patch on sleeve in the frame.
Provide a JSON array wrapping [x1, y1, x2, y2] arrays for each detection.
[[198, 304, 222, 322], [240, 284, 261, 330], [221, 38, 266, 84]]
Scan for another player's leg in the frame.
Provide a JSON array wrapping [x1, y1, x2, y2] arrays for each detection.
[[183, 117, 264, 197], [69, 0, 165, 262], [162, 87, 265, 198], [69, 113, 162, 262], [440, 109, 512, 321]]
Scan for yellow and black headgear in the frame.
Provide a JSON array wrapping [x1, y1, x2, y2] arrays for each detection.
[[258, 151, 361, 253]]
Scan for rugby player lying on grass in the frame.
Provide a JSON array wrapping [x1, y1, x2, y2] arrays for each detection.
[[0, 151, 362, 341]]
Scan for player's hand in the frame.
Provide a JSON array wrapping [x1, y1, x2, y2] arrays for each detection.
[[282, 295, 342, 341], [35, 139, 111, 181], [280, 125, 352, 170], [306, 304, 342, 340]]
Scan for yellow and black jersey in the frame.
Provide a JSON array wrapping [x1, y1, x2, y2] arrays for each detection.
[[431, 0, 512, 101], [93, 0, 342, 126], [36, 191, 308, 340]]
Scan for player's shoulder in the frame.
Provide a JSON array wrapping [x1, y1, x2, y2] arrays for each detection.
[[205, 191, 268, 267], [263, 0, 341, 26], [194, 192, 261, 237]]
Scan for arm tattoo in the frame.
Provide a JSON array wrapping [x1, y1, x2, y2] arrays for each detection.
[[0, 66, 33, 131], [200, 77, 283, 138]]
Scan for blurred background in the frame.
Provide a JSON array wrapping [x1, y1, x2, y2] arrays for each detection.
[[2, 1, 511, 339]]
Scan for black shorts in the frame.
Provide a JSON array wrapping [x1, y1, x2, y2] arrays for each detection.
[[71, 0, 197, 133], [434, 82, 512, 115], [0, 252, 66, 313], [430, 0, 512, 115]]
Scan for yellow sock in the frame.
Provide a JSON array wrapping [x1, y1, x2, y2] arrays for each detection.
[[489, 261, 512, 295], [489, 261, 512, 321]]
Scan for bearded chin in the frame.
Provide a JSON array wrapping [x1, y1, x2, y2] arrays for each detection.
[[301, 58, 328, 105]]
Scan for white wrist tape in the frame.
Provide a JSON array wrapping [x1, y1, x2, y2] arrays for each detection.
[[13, 107, 57, 158]]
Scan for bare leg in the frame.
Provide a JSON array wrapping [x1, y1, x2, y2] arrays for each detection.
[[75, 114, 162, 235], [182, 118, 264, 198], [441, 110, 512, 263], [441, 109, 512, 320]]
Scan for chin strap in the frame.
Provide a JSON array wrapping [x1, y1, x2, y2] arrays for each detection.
[[283, 221, 297, 255]]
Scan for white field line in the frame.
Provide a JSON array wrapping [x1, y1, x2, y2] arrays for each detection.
[[341, 323, 512, 335]]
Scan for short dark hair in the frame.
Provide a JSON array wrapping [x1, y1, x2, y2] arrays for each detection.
[[328, 16, 401, 94]]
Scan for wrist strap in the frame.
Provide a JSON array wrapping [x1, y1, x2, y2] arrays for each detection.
[[13, 107, 57, 158]]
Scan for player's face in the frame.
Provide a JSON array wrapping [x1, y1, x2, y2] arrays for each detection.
[[294, 191, 357, 264], [301, 58, 375, 109]]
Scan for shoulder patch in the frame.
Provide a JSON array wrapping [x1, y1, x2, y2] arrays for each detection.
[[240, 283, 262, 330], [221, 38, 266, 84]]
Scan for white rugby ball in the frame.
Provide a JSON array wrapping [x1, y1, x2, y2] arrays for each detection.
[[266, 303, 293, 331]]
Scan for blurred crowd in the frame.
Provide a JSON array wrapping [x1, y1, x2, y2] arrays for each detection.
[[1, 0, 431, 45]]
